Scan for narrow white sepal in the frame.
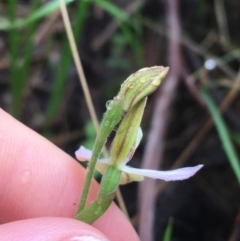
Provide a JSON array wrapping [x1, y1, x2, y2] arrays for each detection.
[[75, 146, 110, 164], [76, 146, 203, 182], [75, 146, 92, 161], [135, 127, 143, 149], [121, 164, 203, 181]]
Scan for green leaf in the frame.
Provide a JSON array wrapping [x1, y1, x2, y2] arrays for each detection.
[[163, 218, 174, 241], [0, 0, 75, 30], [230, 130, 240, 147], [44, 0, 89, 127], [8, 0, 41, 118], [82, 121, 97, 149], [75, 191, 116, 224], [201, 90, 240, 184], [92, 0, 128, 22]]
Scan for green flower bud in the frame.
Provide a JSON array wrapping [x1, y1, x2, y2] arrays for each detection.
[[118, 66, 169, 111]]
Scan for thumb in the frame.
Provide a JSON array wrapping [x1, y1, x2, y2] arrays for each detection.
[[0, 217, 110, 241]]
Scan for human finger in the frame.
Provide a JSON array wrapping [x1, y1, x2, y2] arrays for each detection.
[[0, 109, 139, 241], [0, 217, 109, 241]]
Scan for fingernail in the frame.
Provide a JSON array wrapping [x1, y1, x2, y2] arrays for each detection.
[[69, 236, 108, 241]]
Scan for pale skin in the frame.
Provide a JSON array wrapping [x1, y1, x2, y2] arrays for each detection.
[[0, 109, 140, 241]]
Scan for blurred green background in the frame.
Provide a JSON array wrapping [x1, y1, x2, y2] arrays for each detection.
[[0, 0, 240, 240]]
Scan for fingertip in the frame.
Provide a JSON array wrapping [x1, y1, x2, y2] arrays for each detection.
[[0, 110, 140, 241], [0, 217, 110, 241], [0, 110, 92, 221]]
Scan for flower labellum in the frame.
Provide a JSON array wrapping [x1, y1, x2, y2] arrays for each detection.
[[75, 146, 203, 184], [76, 85, 203, 184]]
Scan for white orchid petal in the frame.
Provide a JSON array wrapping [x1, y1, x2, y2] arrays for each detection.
[[75, 146, 92, 162], [121, 164, 203, 181], [75, 146, 111, 164], [123, 127, 143, 165], [97, 158, 111, 164], [135, 127, 143, 149]]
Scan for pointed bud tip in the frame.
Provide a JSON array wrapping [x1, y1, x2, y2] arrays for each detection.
[[119, 65, 169, 111], [154, 66, 169, 78], [138, 66, 169, 74], [163, 66, 169, 75], [151, 66, 169, 86]]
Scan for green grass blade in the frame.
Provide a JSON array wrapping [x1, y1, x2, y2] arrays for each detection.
[[44, 0, 89, 125], [8, 0, 20, 117], [92, 0, 128, 22], [0, 0, 75, 30], [163, 218, 174, 241], [1, 0, 130, 31], [91, 0, 144, 65], [8, 0, 41, 118], [119, 21, 144, 66], [201, 90, 240, 183], [230, 130, 240, 147]]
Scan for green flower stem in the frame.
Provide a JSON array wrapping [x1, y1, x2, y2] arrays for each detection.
[[77, 99, 124, 213]]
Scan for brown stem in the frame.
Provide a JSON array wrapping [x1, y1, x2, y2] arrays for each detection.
[[138, 0, 181, 240]]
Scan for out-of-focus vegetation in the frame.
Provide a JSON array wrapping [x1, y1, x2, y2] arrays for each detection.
[[0, 0, 240, 240]]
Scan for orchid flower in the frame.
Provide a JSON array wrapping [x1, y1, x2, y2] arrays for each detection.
[[76, 128, 203, 185], [75, 67, 203, 224]]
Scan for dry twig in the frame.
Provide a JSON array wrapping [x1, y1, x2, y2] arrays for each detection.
[[138, 1, 182, 240], [58, 0, 129, 219], [91, 0, 144, 51], [228, 208, 240, 241], [155, 70, 240, 196]]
